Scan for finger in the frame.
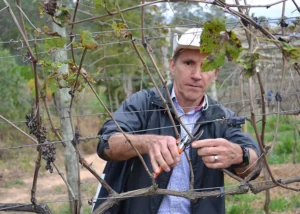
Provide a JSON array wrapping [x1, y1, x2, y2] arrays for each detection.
[[167, 140, 180, 164], [149, 150, 160, 173], [202, 155, 219, 164], [151, 144, 170, 172], [204, 162, 226, 169], [202, 155, 232, 169], [160, 147, 174, 170], [169, 162, 178, 168], [203, 155, 222, 164], [192, 138, 224, 148], [155, 152, 170, 172], [197, 147, 224, 156]]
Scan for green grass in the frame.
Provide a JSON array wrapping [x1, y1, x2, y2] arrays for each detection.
[[0, 140, 36, 172], [246, 115, 298, 134], [82, 204, 93, 213], [49, 203, 92, 213], [81, 183, 97, 195], [245, 115, 300, 164], [226, 202, 254, 214], [263, 134, 274, 142], [267, 153, 292, 164], [226, 193, 257, 202], [226, 194, 263, 214], [49, 203, 70, 214], [265, 130, 300, 164], [226, 191, 300, 214], [269, 196, 290, 212], [19, 152, 35, 171], [54, 185, 67, 194], [290, 194, 300, 209], [4, 178, 25, 188], [275, 136, 294, 154]]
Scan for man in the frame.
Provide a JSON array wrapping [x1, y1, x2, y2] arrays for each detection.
[[94, 28, 260, 214]]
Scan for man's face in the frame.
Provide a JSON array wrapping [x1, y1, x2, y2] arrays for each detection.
[[170, 49, 219, 108]]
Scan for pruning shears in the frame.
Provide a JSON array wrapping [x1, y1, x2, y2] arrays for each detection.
[[153, 124, 204, 178]]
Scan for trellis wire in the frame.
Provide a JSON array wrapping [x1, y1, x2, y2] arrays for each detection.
[[1, 175, 299, 211], [0, 89, 299, 125], [0, 15, 298, 48], [1, 107, 299, 151]]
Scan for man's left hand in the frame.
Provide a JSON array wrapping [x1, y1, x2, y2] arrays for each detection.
[[191, 138, 243, 169]]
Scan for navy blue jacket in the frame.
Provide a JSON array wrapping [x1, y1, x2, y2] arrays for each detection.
[[94, 84, 260, 214]]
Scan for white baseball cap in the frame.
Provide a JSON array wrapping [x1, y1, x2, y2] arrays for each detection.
[[173, 28, 203, 56]]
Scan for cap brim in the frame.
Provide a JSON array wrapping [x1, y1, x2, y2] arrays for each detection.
[[173, 44, 200, 56]]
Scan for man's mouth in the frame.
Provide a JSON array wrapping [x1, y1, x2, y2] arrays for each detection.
[[187, 84, 201, 88]]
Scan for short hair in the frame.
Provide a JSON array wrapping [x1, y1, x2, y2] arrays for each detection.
[[172, 48, 183, 63]]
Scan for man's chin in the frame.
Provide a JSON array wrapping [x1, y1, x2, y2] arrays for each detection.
[[184, 94, 204, 103]]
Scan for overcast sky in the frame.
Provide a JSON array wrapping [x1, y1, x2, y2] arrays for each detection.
[[226, 0, 298, 18], [163, 1, 299, 24]]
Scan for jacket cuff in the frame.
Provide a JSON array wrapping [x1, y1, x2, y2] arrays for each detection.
[[97, 133, 115, 161]]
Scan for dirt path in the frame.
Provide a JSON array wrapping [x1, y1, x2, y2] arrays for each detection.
[[0, 153, 106, 204]]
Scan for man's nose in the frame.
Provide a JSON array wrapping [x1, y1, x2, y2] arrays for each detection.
[[191, 65, 202, 80]]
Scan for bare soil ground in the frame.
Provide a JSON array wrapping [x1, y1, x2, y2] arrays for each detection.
[[0, 153, 106, 212]]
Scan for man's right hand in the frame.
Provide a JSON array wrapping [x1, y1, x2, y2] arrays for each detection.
[[145, 135, 180, 173], [105, 134, 180, 173]]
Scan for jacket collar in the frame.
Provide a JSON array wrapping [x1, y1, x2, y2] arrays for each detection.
[[150, 83, 174, 112], [150, 84, 226, 122], [199, 96, 226, 123], [150, 84, 210, 112]]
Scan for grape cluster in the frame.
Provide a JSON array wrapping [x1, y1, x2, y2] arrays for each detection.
[[41, 140, 56, 173], [43, 0, 57, 17], [26, 113, 56, 173]]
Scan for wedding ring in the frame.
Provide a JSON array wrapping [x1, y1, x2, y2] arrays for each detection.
[[214, 155, 218, 162]]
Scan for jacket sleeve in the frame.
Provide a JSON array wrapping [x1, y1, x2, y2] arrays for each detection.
[[223, 125, 261, 156], [97, 89, 150, 160], [222, 111, 262, 179], [220, 109, 260, 155]]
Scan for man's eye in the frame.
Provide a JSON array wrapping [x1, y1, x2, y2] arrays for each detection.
[[184, 60, 192, 65]]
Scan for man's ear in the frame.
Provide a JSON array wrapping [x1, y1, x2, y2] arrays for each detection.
[[169, 58, 175, 75], [213, 68, 221, 80]]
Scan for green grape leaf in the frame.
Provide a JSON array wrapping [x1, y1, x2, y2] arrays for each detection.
[[12, 65, 33, 80], [81, 31, 98, 49], [225, 30, 242, 61], [27, 78, 36, 91], [77, 82, 86, 92], [161, 28, 169, 35], [38, 2, 45, 17], [94, 0, 106, 8], [200, 18, 226, 54], [57, 79, 69, 89], [53, 6, 71, 27], [66, 73, 82, 90], [112, 21, 132, 39], [202, 49, 225, 72], [178, 20, 185, 25], [39, 60, 52, 67], [34, 28, 43, 39], [71, 42, 83, 49], [86, 75, 96, 84], [281, 42, 300, 64], [45, 37, 67, 51], [44, 28, 62, 37], [44, 79, 58, 98], [200, 18, 242, 72], [237, 53, 260, 78], [109, 0, 116, 5], [150, 5, 159, 13]]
